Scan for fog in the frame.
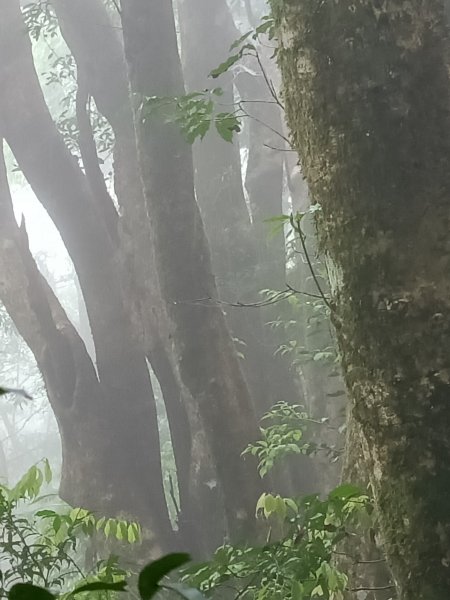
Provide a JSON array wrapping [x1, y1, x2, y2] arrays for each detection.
[[0, 1, 448, 599]]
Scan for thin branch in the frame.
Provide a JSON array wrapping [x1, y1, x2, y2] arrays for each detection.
[[263, 143, 296, 152], [254, 50, 284, 110], [239, 99, 281, 105], [172, 284, 326, 310], [332, 551, 386, 564], [234, 573, 259, 600], [292, 217, 332, 310], [349, 585, 395, 592], [238, 102, 291, 144]]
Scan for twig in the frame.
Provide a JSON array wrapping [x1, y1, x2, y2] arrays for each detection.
[[263, 143, 296, 152], [254, 51, 284, 110], [292, 216, 332, 310], [349, 584, 395, 592], [332, 551, 386, 564], [172, 284, 326, 310], [238, 101, 291, 145]]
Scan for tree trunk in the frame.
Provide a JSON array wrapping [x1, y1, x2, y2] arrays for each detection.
[[0, 0, 174, 549], [49, 0, 207, 550], [177, 0, 275, 414], [178, 0, 300, 416], [274, 1, 450, 597], [0, 143, 172, 550], [121, 0, 263, 538]]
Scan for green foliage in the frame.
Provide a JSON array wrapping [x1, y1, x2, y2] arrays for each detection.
[[243, 402, 312, 477], [140, 15, 278, 145], [5, 551, 202, 600], [243, 402, 340, 477], [0, 462, 139, 598], [138, 554, 190, 600], [5, 552, 202, 600], [210, 16, 275, 79], [141, 90, 241, 144], [21, 0, 115, 163], [184, 485, 372, 600]]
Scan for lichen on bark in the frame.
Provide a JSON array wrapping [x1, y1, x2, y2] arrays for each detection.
[[272, 0, 450, 597]]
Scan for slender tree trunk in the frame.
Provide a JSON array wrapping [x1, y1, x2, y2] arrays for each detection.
[[178, 0, 300, 415], [121, 0, 263, 538], [177, 0, 275, 413], [274, 1, 450, 597]]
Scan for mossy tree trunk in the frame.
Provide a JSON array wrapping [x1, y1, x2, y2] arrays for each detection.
[[273, 1, 450, 598]]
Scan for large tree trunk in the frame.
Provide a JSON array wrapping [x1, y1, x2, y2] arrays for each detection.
[[273, 1, 450, 597], [48, 0, 207, 550], [121, 0, 263, 538], [0, 0, 174, 548], [0, 143, 171, 550]]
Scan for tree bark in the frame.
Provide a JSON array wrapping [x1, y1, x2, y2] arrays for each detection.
[[0, 142, 172, 549], [48, 0, 230, 554], [274, 0, 450, 597], [0, 1, 174, 548], [49, 0, 207, 549], [178, 0, 301, 416], [177, 0, 275, 414], [121, 0, 263, 538]]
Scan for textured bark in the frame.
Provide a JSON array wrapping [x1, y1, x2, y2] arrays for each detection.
[[177, 0, 274, 414], [274, 0, 450, 597], [49, 0, 205, 548], [0, 1, 174, 548], [178, 0, 301, 417], [0, 144, 171, 548], [121, 0, 263, 537], [1, 0, 134, 389]]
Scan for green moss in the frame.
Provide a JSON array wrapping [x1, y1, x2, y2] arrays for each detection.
[[273, 0, 450, 597]]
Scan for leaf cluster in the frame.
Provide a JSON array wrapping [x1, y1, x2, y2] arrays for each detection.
[[0, 463, 139, 599], [141, 90, 241, 144], [184, 485, 372, 600]]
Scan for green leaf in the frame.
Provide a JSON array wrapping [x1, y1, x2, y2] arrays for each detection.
[[71, 581, 127, 595], [255, 493, 267, 516], [138, 553, 191, 600], [36, 509, 57, 518], [285, 498, 298, 514], [8, 584, 55, 600], [215, 113, 241, 142], [329, 484, 361, 500], [230, 30, 253, 50], [291, 580, 304, 600], [209, 53, 242, 78], [43, 459, 52, 484], [255, 19, 275, 37]]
